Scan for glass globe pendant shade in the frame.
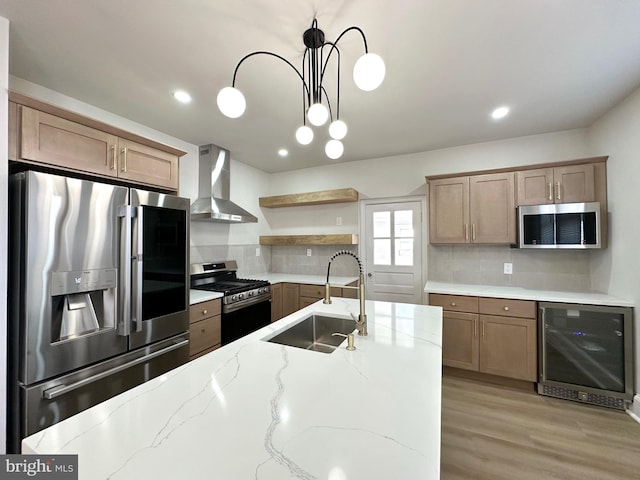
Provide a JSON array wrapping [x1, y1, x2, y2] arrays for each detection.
[[353, 53, 386, 91], [217, 86, 246, 118], [328, 119, 348, 140], [325, 139, 344, 159], [307, 102, 329, 126], [295, 125, 314, 145]]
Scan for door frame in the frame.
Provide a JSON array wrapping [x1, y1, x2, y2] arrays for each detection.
[[359, 195, 428, 304]]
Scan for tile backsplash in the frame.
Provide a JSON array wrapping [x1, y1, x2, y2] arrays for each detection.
[[190, 244, 270, 276], [428, 244, 592, 292], [190, 244, 359, 278]]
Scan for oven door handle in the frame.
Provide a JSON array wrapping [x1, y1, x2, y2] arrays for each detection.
[[42, 339, 189, 400], [223, 294, 271, 314]]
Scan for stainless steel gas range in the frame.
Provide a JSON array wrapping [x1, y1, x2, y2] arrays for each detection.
[[190, 261, 271, 345]]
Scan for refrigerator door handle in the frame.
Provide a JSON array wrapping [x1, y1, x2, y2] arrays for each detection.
[[133, 206, 144, 333], [117, 205, 133, 336], [42, 339, 189, 400]]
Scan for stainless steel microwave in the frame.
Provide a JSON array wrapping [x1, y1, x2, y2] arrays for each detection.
[[517, 202, 601, 249]]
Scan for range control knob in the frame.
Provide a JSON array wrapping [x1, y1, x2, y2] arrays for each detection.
[[231, 295, 237, 302]]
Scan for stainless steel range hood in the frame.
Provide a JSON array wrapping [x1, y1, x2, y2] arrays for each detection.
[[190, 144, 258, 223]]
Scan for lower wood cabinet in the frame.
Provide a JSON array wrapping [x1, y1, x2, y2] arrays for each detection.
[[271, 281, 359, 322], [430, 293, 537, 381], [188, 298, 222, 360]]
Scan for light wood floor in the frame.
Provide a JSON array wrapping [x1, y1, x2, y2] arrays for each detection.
[[441, 375, 640, 480]]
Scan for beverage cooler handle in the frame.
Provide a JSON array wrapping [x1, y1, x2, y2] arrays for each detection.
[[538, 305, 546, 382], [42, 339, 189, 400], [118, 206, 133, 336], [133, 206, 144, 333]]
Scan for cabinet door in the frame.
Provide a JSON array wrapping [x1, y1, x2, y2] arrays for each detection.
[[479, 315, 537, 381], [554, 164, 595, 203], [117, 138, 179, 190], [428, 176, 470, 244], [271, 284, 283, 322], [20, 106, 118, 176], [282, 283, 300, 317], [442, 311, 479, 370], [188, 315, 221, 357], [469, 172, 515, 244], [516, 168, 554, 206]]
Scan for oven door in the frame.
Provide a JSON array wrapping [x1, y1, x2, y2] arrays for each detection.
[[222, 296, 272, 345], [127, 189, 190, 349]]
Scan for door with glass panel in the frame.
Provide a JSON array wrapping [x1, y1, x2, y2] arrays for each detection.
[[363, 200, 423, 303]]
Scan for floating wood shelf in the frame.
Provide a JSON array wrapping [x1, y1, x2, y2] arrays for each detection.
[[259, 188, 359, 208], [259, 234, 359, 246]]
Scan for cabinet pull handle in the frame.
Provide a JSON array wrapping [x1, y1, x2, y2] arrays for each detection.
[[472, 224, 476, 241], [464, 224, 469, 241], [474, 318, 478, 338], [481, 320, 485, 338], [110, 145, 116, 170], [555, 181, 561, 200], [503, 306, 510, 311], [203, 309, 207, 315], [547, 182, 553, 201], [201, 328, 205, 333], [121, 147, 128, 172], [450, 302, 456, 307]]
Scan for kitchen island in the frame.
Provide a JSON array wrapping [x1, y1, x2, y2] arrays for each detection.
[[22, 298, 443, 479]]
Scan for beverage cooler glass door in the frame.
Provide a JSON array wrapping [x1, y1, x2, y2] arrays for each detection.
[[127, 189, 190, 349], [539, 302, 633, 398]]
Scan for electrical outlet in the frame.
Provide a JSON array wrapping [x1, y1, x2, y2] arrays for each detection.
[[307, 248, 312, 257], [255, 247, 260, 257], [336, 216, 342, 226], [503, 262, 513, 275]]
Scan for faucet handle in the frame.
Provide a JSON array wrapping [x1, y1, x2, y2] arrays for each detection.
[[332, 332, 356, 351]]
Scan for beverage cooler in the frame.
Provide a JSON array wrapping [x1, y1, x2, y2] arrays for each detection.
[[538, 302, 633, 409]]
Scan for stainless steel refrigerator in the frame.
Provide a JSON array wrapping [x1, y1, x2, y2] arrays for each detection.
[[7, 170, 190, 452]]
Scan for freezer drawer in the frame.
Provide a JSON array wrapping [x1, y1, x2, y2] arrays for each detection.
[[11, 334, 188, 453]]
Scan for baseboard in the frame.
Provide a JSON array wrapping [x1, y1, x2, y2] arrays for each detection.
[[627, 394, 640, 424]]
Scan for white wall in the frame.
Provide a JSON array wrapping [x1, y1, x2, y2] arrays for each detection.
[[264, 129, 592, 236], [1, 15, 10, 455], [588, 85, 640, 413]]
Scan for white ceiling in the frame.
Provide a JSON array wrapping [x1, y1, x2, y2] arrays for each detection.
[[2, 1, 640, 173]]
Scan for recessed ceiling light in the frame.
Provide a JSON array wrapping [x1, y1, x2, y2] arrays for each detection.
[[173, 90, 192, 104], [491, 106, 510, 120], [278, 149, 288, 157]]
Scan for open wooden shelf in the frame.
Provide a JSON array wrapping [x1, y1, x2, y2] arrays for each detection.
[[259, 234, 359, 246], [259, 188, 359, 208]]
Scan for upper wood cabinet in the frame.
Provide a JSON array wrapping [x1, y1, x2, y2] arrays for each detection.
[[9, 96, 184, 191], [429, 172, 515, 244], [116, 138, 179, 190], [20, 107, 118, 177], [516, 164, 595, 205]]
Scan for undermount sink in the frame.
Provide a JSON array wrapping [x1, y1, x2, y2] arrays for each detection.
[[264, 314, 357, 354]]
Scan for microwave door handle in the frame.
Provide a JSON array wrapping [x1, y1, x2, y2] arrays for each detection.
[[133, 206, 144, 333], [117, 205, 133, 336]]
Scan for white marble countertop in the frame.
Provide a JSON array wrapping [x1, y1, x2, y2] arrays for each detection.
[[425, 281, 634, 307], [22, 298, 443, 480], [189, 289, 223, 305], [242, 272, 359, 287]]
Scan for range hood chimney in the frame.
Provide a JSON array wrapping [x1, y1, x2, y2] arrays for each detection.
[[190, 144, 258, 223]]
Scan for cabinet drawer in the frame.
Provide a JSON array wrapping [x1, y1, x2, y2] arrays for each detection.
[[299, 284, 325, 298], [429, 294, 479, 313], [479, 297, 535, 318], [189, 315, 221, 356], [189, 298, 222, 323]]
